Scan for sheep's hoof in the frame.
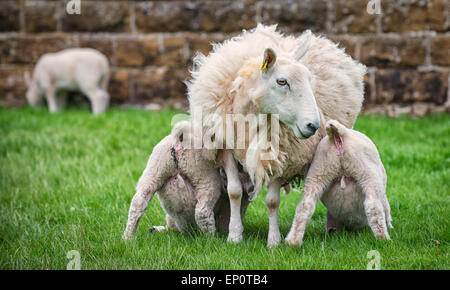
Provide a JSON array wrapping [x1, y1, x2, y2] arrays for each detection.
[[267, 238, 281, 248], [227, 233, 243, 243]]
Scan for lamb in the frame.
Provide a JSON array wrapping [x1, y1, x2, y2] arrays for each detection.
[[285, 120, 393, 247], [123, 121, 252, 239], [24, 48, 110, 114], [187, 24, 366, 246]]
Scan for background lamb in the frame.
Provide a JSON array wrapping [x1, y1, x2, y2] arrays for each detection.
[[24, 48, 110, 115], [285, 119, 393, 248]]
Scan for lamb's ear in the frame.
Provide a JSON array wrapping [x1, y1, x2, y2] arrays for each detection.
[[260, 48, 276, 73], [294, 30, 312, 61], [24, 71, 32, 87]]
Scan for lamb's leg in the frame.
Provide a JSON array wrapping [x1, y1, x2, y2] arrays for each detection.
[[361, 182, 390, 240], [223, 150, 244, 243], [266, 181, 281, 248], [326, 211, 344, 234], [123, 170, 159, 240], [45, 87, 60, 113], [359, 181, 390, 240], [381, 195, 393, 229], [195, 178, 222, 235], [123, 139, 176, 240], [285, 179, 326, 247], [166, 214, 178, 230], [55, 91, 68, 110]]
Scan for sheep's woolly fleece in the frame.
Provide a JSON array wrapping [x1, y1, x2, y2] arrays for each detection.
[[187, 24, 367, 194]]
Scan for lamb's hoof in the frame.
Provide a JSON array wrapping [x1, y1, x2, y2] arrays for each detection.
[[122, 232, 135, 241], [198, 223, 216, 236], [149, 226, 166, 233], [203, 229, 216, 236], [285, 234, 303, 248], [326, 227, 337, 235], [248, 190, 258, 202], [374, 232, 391, 241]]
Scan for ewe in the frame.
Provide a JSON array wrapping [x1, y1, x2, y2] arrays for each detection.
[[285, 120, 393, 247], [25, 48, 110, 114], [188, 24, 367, 247]]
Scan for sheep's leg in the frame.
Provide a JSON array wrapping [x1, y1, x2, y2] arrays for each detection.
[[195, 181, 221, 235], [266, 181, 281, 248], [223, 150, 244, 243], [285, 179, 326, 247], [361, 182, 390, 240], [326, 211, 344, 234]]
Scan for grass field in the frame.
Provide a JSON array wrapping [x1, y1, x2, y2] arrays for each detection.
[[0, 107, 448, 270]]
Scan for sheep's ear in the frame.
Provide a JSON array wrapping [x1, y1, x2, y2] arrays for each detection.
[[295, 30, 312, 61], [260, 48, 276, 73], [24, 71, 32, 87]]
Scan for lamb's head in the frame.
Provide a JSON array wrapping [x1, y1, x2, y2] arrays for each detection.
[[253, 33, 320, 139], [24, 71, 41, 107]]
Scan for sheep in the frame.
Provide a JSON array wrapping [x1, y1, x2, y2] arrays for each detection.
[[187, 24, 366, 247], [24, 48, 110, 115], [285, 120, 393, 247], [123, 121, 252, 240]]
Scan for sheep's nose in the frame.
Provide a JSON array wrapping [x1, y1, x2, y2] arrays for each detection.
[[306, 121, 320, 134]]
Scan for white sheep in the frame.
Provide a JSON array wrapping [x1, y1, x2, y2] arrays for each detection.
[[285, 120, 393, 247], [187, 24, 366, 246], [24, 48, 110, 114], [123, 121, 253, 239]]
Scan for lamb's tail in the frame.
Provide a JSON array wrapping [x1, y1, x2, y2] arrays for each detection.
[[171, 120, 191, 142]]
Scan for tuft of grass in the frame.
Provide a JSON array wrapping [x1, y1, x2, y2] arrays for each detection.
[[0, 107, 448, 269]]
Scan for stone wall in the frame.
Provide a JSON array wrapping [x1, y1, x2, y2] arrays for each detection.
[[0, 0, 449, 116]]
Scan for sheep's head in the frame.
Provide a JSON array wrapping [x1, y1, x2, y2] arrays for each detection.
[[253, 31, 320, 139]]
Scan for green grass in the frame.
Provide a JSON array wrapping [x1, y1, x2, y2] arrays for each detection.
[[0, 107, 449, 269]]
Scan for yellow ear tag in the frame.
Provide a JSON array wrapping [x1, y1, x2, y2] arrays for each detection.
[[260, 59, 268, 71]]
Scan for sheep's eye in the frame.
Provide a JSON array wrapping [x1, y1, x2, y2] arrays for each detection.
[[276, 79, 288, 86]]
